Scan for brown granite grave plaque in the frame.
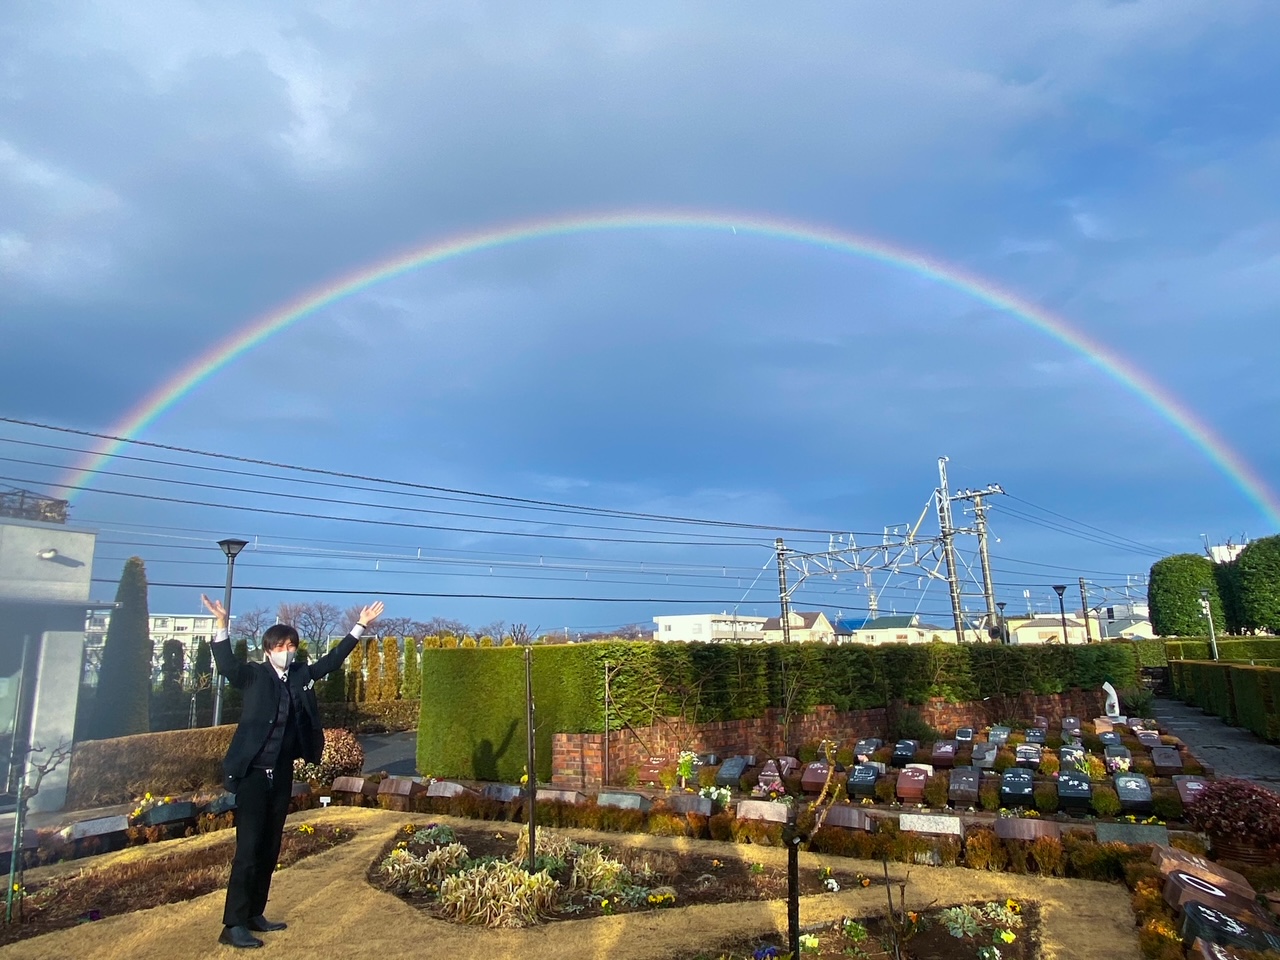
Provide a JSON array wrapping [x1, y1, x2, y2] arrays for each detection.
[[896, 768, 927, 802], [1152, 846, 1255, 902], [800, 761, 833, 794], [823, 806, 874, 832], [930, 740, 957, 769], [994, 817, 1061, 841], [1152, 746, 1184, 776], [1163, 870, 1265, 918]]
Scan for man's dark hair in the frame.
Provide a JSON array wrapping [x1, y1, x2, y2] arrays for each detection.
[[262, 623, 301, 651]]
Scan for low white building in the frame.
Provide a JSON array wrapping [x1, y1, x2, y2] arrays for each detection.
[[836, 614, 959, 645], [85, 611, 219, 685], [651, 613, 767, 643]]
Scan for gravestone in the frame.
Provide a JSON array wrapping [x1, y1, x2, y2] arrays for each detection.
[[481, 783, 523, 803], [971, 742, 997, 770], [854, 738, 882, 760], [905, 762, 934, 777], [1105, 744, 1133, 773], [1057, 772, 1092, 813], [332, 776, 377, 800], [949, 767, 979, 806], [1099, 731, 1122, 747], [1114, 773, 1153, 813], [899, 812, 964, 838], [995, 816, 1061, 841], [1174, 775, 1210, 808], [1034, 715, 1049, 729], [1152, 746, 1184, 776], [637, 756, 669, 786], [988, 726, 1011, 746], [1094, 717, 1115, 734], [1025, 728, 1047, 745], [823, 806, 874, 832], [1095, 821, 1169, 846], [140, 801, 199, 828], [291, 782, 312, 801], [1062, 716, 1081, 736], [738, 754, 758, 767], [891, 741, 919, 768], [62, 815, 129, 854], [1152, 846, 1255, 903], [378, 777, 426, 811], [1164, 870, 1261, 916], [1015, 744, 1043, 770], [1190, 940, 1251, 960], [207, 792, 237, 815], [667, 794, 713, 816], [597, 791, 653, 812], [1059, 744, 1085, 771], [716, 756, 749, 788], [896, 767, 928, 802], [1180, 903, 1280, 953], [698, 753, 719, 766], [0, 829, 38, 866], [848, 764, 880, 799], [801, 761, 834, 794], [757, 757, 798, 788], [537, 788, 587, 805], [931, 740, 957, 769], [1000, 769, 1034, 808], [426, 780, 476, 799], [1137, 731, 1163, 750], [736, 799, 789, 823], [955, 727, 974, 743]]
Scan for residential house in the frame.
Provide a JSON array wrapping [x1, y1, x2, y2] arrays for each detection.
[[651, 613, 768, 643], [836, 614, 957, 645], [760, 611, 835, 644]]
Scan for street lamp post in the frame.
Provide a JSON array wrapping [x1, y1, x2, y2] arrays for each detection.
[[213, 538, 249, 725], [1200, 588, 1219, 661], [996, 601, 1008, 645], [1052, 585, 1070, 645]]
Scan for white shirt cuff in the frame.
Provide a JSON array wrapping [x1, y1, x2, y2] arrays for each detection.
[[214, 627, 230, 643], [350, 623, 366, 639]]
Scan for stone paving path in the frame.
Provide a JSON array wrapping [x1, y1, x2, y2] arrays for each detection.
[[1153, 696, 1280, 793]]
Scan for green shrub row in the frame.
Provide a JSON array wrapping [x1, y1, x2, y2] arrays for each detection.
[[1169, 661, 1280, 741], [1163, 637, 1280, 662], [420, 641, 1140, 782]]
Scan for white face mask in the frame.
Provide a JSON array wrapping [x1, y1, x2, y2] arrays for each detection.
[[268, 648, 296, 671]]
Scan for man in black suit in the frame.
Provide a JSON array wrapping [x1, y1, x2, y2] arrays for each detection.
[[202, 594, 384, 949]]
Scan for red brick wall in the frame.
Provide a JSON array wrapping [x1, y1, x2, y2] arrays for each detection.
[[551, 689, 1107, 789]]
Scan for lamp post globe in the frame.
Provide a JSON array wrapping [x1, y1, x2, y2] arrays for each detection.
[[213, 539, 250, 725], [1052, 585, 1069, 645]]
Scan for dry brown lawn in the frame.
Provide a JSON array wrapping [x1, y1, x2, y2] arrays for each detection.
[[2, 807, 1140, 960]]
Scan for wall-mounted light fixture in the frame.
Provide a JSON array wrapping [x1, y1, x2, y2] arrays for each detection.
[[37, 548, 59, 561]]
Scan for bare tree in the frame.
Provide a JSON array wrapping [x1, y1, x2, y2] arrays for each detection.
[[509, 623, 537, 646], [423, 616, 470, 637], [477, 620, 507, 643], [372, 615, 416, 639], [6, 740, 73, 922], [231, 606, 272, 646], [296, 602, 342, 649]]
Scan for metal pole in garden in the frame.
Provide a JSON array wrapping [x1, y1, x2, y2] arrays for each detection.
[[5, 635, 31, 924], [1201, 589, 1219, 661], [524, 645, 537, 874], [785, 805, 800, 959]]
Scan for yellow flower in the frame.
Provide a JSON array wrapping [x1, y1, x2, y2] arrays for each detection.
[[997, 930, 1016, 944], [1005, 898, 1020, 913]]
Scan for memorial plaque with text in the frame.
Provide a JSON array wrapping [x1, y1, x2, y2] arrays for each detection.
[[905, 762, 935, 777], [140, 801, 199, 828], [1015, 744, 1043, 769], [950, 767, 979, 806], [1152, 746, 1184, 776], [1174, 775, 1210, 808], [1152, 846, 1255, 902], [891, 740, 919, 768], [537, 788, 587, 805], [955, 727, 974, 743], [1106, 744, 1133, 772], [855, 738, 882, 760], [63, 815, 129, 842], [1062, 716, 1081, 736], [426, 780, 477, 799], [1137, 731, 1162, 750], [1163, 871, 1261, 916], [1180, 903, 1280, 953], [1000, 769, 1034, 807], [716, 756, 749, 788], [988, 726, 1011, 746], [1057, 771, 1092, 812], [1114, 773, 1153, 812], [1025, 728, 1047, 745], [896, 767, 927, 802], [1095, 821, 1170, 845], [332, 776, 377, 798], [971, 742, 997, 770], [931, 740, 957, 768], [848, 764, 880, 799], [1099, 731, 1122, 747], [801, 761, 833, 794], [995, 816, 1061, 841], [758, 757, 799, 788], [1059, 745, 1085, 771]]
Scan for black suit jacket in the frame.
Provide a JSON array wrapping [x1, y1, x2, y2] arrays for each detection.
[[212, 631, 361, 780]]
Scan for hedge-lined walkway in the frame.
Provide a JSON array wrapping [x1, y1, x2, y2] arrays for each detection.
[[1154, 696, 1280, 793], [3, 807, 1140, 960]]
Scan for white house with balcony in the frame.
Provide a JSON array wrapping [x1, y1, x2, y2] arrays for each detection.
[[651, 613, 768, 643]]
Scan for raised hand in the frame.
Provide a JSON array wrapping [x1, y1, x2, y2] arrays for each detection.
[[201, 594, 229, 628], [357, 601, 385, 627]]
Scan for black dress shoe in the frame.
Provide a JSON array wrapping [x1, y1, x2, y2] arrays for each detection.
[[219, 926, 264, 948], [248, 915, 287, 932]]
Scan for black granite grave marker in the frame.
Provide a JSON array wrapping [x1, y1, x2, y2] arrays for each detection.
[[854, 738, 882, 760], [597, 791, 653, 812], [1000, 769, 1034, 807], [1025, 728, 1047, 745], [667, 794, 714, 816], [1180, 903, 1280, 953], [1062, 716, 1081, 735], [1114, 772, 1153, 813], [140, 801, 199, 828], [1015, 744, 1043, 769], [949, 767, 979, 806], [1059, 745, 1085, 772], [716, 756, 749, 787], [1137, 731, 1162, 750], [891, 740, 919, 768], [988, 726, 1011, 746], [1099, 731, 1122, 747], [481, 783, 523, 803], [1057, 771, 1092, 812], [955, 727, 974, 743], [848, 764, 879, 799], [1105, 744, 1133, 772]]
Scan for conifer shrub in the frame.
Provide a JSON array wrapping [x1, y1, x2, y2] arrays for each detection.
[[963, 828, 1007, 871], [1091, 785, 1122, 818], [1030, 835, 1065, 876]]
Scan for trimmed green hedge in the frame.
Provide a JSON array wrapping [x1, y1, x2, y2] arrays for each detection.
[[1170, 660, 1280, 742], [1164, 637, 1280, 662], [419, 641, 1140, 781]]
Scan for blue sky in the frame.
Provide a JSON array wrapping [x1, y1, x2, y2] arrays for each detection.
[[1, 2, 1276, 634]]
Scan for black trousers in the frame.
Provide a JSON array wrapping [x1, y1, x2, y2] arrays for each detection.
[[223, 765, 293, 927]]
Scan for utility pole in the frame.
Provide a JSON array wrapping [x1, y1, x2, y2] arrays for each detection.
[[972, 494, 997, 628], [775, 538, 792, 644], [1079, 578, 1093, 643], [936, 458, 966, 643], [865, 569, 878, 620]]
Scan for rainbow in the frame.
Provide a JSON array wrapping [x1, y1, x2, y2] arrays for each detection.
[[60, 209, 1280, 527]]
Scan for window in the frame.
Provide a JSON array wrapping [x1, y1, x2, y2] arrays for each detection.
[[89, 616, 106, 628], [896, 633, 909, 640], [193, 635, 207, 643], [154, 618, 169, 628], [663, 624, 672, 632], [691, 623, 702, 634]]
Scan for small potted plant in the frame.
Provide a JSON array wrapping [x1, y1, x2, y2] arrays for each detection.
[[1185, 778, 1280, 864]]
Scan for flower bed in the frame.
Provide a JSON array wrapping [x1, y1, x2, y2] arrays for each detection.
[[0, 822, 353, 946]]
